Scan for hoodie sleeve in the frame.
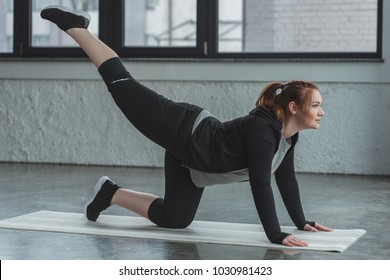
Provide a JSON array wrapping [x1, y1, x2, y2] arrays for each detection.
[[246, 118, 290, 244], [274, 144, 309, 230]]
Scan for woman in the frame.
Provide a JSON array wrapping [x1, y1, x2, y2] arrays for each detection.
[[41, 5, 332, 247]]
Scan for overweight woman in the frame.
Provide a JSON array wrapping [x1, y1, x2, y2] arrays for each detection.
[[41, 5, 332, 247]]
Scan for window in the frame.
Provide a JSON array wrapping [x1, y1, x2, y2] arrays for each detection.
[[218, 0, 243, 52], [124, 0, 197, 47], [0, 0, 13, 53], [0, 0, 383, 59], [218, 0, 379, 54], [118, 0, 205, 58]]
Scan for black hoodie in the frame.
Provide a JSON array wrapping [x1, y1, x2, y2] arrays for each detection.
[[182, 106, 310, 244]]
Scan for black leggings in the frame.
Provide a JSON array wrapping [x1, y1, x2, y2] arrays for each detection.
[[98, 57, 204, 228]]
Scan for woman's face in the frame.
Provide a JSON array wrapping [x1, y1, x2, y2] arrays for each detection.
[[299, 90, 324, 129]]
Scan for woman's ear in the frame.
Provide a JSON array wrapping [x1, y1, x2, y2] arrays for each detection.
[[288, 101, 298, 115]]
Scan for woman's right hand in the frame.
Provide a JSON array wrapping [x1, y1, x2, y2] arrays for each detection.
[[282, 234, 308, 247]]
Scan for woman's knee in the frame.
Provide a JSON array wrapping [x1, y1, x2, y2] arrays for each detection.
[[148, 199, 194, 229], [165, 215, 194, 229]]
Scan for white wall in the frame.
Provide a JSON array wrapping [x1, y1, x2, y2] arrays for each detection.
[[0, 2, 389, 175]]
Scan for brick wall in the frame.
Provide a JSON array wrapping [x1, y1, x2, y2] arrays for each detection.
[[244, 0, 378, 52]]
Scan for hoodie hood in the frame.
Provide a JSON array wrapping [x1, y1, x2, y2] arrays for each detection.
[[249, 106, 299, 146], [249, 106, 282, 131]]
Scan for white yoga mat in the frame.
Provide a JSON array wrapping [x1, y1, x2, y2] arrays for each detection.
[[0, 211, 365, 253]]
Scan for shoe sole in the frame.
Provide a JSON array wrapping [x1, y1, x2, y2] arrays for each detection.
[[84, 176, 110, 221], [41, 5, 91, 23]]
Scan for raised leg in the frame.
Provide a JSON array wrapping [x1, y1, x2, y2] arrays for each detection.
[[41, 5, 117, 68]]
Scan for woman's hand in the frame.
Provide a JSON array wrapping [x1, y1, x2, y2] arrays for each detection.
[[282, 223, 333, 247], [282, 235, 308, 247], [303, 222, 333, 232]]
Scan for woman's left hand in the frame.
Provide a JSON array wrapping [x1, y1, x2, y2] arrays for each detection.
[[303, 222, 333, 232]]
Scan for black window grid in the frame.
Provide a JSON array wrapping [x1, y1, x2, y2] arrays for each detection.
[[1, 0, 383, 59]]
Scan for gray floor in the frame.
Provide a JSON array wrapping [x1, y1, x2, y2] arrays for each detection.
[[0, 162, 389, 260]]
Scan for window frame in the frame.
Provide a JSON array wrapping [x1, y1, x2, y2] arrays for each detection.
[[115, 0, 208, 58], [0, 0, 384, 59], [214, 0, 383, 59]]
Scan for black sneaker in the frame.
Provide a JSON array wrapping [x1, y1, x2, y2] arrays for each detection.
[[84, 176, 120, 222], [40, 5, 91, 32]]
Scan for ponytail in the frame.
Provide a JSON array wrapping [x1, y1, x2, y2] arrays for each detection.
[[256, 82, 286, 121], [256, 81, 319, 122]]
